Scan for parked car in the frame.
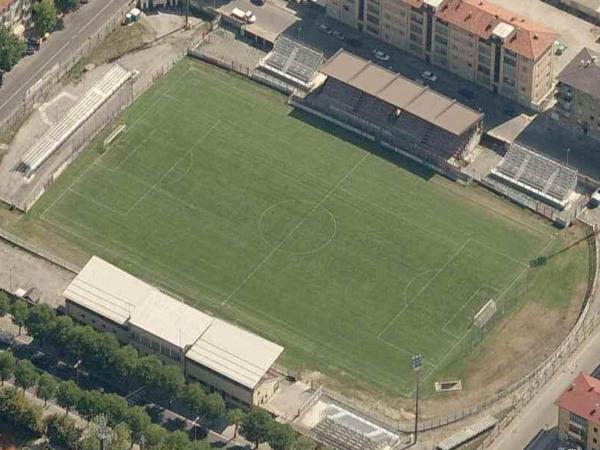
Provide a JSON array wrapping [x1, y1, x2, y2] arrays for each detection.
[[251, 0, 265, 6], [373, 49, 390, 61], [231, 7, 255, 23], [332, 30, 345, 40], [319, 24, 332, 35], [421, 70, 437, 82]]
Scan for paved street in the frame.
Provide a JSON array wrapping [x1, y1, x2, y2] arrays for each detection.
[[0, 0, 132, 127]]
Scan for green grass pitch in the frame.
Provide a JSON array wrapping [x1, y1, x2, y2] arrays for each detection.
[[29, 59, 582, 396]]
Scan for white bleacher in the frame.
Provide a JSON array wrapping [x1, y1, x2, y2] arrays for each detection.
[[260, 36, 323, 88], [314, 404, 399, 450], [19, 64, 132, 174], [492, 143, 577, 207]]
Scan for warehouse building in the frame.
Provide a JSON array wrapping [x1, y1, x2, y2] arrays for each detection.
[[64, 256, 284, 408]]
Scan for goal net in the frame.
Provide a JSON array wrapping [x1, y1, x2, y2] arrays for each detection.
[[474, 299, 496, 329]]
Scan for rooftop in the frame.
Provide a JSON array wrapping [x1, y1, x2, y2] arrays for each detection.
[[557, 48, 600, 100], [556, 373, 600, 426], [320, 50, 483, 136], [64, 257, 284, 389], [437, 0, 556, 61]]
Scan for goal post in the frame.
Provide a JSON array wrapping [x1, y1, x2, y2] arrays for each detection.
[[474, 299, 496, 329]]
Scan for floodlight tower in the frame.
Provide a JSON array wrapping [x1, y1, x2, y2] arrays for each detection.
[[411, 354, 423, 446], [95, 415, 113, 450]]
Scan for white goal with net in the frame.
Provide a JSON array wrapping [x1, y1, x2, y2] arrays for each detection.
[[474, 299, 496, 329]]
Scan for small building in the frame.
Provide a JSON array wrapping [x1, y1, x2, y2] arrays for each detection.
[[556, 372, 600, 450], [64, 256, 284, 409], [555, 48, 600, 142], [0, 0, 33, 34]]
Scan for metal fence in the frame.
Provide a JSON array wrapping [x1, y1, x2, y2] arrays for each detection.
[[0, 1, 134, 136]]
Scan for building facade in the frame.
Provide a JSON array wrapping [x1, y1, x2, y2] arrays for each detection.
[[0, 0, 32, 33], [555, 48, 600, 142], [326, 0, 556, 109], [64, 256, 284, 409], [556, 373, 600, 450], [137, 0, 179, 10]]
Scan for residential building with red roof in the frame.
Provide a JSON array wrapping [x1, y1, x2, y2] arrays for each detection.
[[556, 372, 600, 449], [325, 0, 557, 109], [0, 0, 32, 34]]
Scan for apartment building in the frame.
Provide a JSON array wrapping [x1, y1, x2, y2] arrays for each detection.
[[556, 373, 600, 450], [326, 0, 557, 109], [555, 47, 600, 142], [0, 0, 32, 34], [64, 256, 284, 409]]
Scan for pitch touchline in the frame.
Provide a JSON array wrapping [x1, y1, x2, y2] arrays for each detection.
[[220, 152, 370, 307], [377, 238, 472, 339]]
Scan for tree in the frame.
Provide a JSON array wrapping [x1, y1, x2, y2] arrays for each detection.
[[0, 291, 10, 317], [54, 0, 77, 12], [135, 355, 162, 389], [202, 392, 225, 421], [157, 364, 185, 404], [125, 405, 152, 445], [143, 423, 168, 449], [14, 360, 38, 393], [37, 373, 58, 407], [46, 413, 79, 448], [0, 25, 25, 72], [0, 351, 15, 385], [268, 423, 297, 450], [56, 380, 81, 415], [33, 0, 57, 38], [11, 300, 29, 335], [110, 345, 138, 383], [25, 303, 56, 340], [184, 383, 206, 416], [227, 408, 245, 439], [240, 409, 273, 448]]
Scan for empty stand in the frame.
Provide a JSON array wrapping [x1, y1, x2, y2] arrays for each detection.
[[260, 36, 323, 88], [493, 144, 577, 204], [19, 65, 132, 174]]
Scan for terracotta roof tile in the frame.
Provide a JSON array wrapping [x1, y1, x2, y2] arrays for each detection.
[[556, 373, 600, 426], [436, 0, 556, 61]]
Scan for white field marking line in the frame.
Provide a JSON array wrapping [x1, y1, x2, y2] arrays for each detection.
[[67, 187, 128, 217], [377, 338, 438, 369], [225, 301, 417, 393], [377, 238, 472, 339], [102, 129, 159, 173], [220, 152, 371, 307], [125, 120, 221, 214], [40, 212, 226, 307], [441, 285, 500, 335], [470, 238, 530, 267], [402, 269, 439, 307], [431, 178, 555, 240]]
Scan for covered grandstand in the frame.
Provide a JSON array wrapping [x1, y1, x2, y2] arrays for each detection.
[[17, 65, 133, 175], [258, 36, 323, 90], [292, 50, 483, 179]]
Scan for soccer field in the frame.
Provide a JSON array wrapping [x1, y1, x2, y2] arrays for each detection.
[[31, 59, 574, 396]]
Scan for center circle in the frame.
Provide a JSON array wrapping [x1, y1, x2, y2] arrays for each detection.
[[258, 200, 337, 255]]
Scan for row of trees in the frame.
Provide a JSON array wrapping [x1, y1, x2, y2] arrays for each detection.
[[0, 0, 81, 72], [2, 299, 318, 449]]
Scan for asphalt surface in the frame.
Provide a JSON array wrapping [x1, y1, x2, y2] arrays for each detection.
[[0, 0, 132, 127]]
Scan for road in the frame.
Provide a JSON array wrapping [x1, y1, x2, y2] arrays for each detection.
[[0, 0, 132, 127]]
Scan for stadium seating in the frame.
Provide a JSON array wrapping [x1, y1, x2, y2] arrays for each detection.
[[261, 36, 323, 87], [313, 404, 398, 450], [19, 65, 132, 174], [494, 144, 577, 203]]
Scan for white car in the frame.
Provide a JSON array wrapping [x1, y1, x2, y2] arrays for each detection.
[[245, 10, 256, 23], [421, 70, 437, 82], [231, 7, 256, 24], [373, 50, 390, 61]]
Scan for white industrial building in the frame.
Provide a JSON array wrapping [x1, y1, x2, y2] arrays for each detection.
[[64, 256, 284, 408]]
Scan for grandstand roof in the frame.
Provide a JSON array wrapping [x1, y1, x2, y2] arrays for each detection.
[[492, 144, 577, 205], [64, 257, 284, 389], [321, 51, 482, 136]]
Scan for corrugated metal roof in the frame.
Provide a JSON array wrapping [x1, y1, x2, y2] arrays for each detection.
[[64, 257, 284, 389], [187, 320, 284, 389], [320, 50, 482, 136]]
